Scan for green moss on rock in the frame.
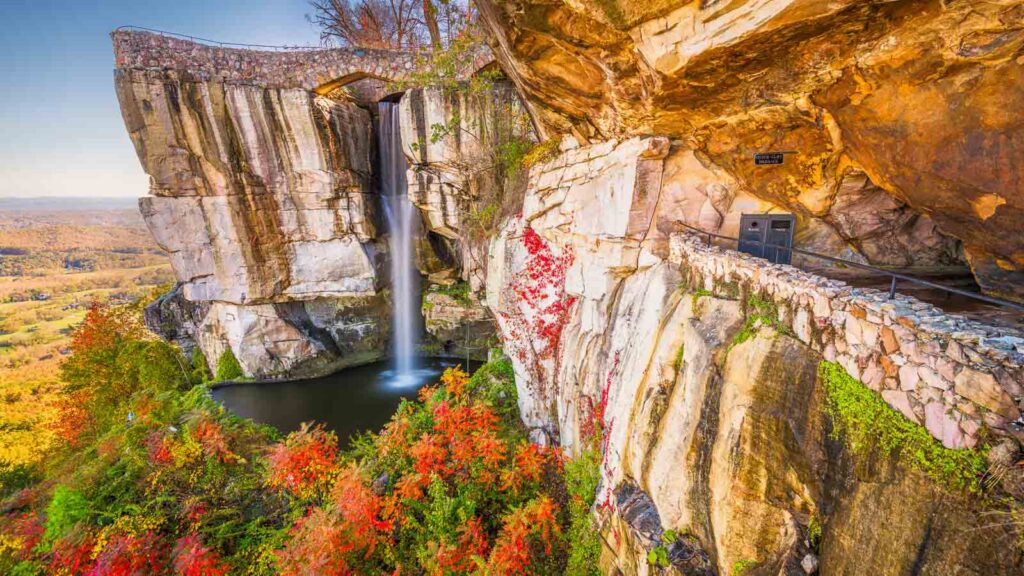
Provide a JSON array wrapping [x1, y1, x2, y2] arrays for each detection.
[[819, 361, 988, 493], [730, 294, 790, 351]]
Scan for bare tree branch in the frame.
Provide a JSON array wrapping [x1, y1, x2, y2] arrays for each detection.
[[307, 0, 474, 50]]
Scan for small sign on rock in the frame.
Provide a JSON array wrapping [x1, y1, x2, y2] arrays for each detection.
[[754, 152, 785, 165]]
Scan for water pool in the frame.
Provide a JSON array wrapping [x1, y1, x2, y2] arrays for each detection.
[[212, 358, 478, 444]]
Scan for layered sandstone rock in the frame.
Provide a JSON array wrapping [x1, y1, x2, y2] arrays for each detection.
[[421, 288, 494, 360], [485, 137, 1024, 574], [477, 0, 1024, 299], [116, 67, 388, 378], [398, 81, 533, 354]]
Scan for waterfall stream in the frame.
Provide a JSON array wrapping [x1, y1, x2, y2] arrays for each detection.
[[378, 102, 421, 383]]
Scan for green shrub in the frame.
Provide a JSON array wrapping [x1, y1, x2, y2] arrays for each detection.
[[466, 357, 519, 430], [428, 281, 472, 306], [808, 516, 822, 549], [43, 486, 90, 544], [819, 361, 988, 493], [565, 447, 601, 576], [647, 545, 670, 568], [190, 347, 212, 384], [10, 561, 43, 576], [0, 461, 38, 498], [215, 348, 244, 381]]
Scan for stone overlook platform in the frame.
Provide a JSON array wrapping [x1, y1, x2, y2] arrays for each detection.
[[671, 233, 1024, 449], [111, 28, 492, 93]]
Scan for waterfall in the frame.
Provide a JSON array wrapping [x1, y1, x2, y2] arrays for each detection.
[[378, 102, 421, 382]]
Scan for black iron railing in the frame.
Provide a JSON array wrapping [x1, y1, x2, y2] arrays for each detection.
[[678, 221, 1024, 314], [114, 25, 325, 51]]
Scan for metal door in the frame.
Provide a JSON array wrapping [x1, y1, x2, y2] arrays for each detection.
[[738, 215, 768, 258], [738, 214, 794, 264], [764, 215, 794, 264]]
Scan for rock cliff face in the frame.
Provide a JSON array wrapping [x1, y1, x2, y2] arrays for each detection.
[[116, 67, 388, 378], [477, 0, 1024, 300], [485, 136, 1024, 574], [397, 81, 534, 356]]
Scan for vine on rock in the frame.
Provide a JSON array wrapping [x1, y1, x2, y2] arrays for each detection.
[[497, 218, 577, 397]]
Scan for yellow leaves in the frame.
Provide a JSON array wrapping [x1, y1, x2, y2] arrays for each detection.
[[440, 366, 470, 400]]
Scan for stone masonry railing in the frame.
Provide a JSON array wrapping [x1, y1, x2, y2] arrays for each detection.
[[669, 233, 1024, 450], [111, 29, 493, 92]]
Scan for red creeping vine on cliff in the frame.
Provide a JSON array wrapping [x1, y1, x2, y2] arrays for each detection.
[[578, 350, 621, 512], [598, 352, 620, 511], [498, 219, 577, 394]]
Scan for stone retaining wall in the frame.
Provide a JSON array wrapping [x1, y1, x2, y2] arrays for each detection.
[[670, 233, 1024, 449], [112, 30, 492, 91]]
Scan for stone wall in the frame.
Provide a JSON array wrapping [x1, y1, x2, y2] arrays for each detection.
[[671, 233, 1024, 449], [112, 30, 492, 92]]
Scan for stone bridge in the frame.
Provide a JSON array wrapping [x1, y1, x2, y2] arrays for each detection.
[[111, 29, 492, 94]]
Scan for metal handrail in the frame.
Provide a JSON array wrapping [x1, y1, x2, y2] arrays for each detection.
[[677, 221, 1024, 314], [114, 25, 326, 52]]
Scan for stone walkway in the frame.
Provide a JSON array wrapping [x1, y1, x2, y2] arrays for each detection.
[[112, 29, 493, 93]]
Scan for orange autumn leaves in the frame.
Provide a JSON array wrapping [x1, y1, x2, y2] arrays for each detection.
[[266, 423, 340, 500], [268, 367, 566, 575]]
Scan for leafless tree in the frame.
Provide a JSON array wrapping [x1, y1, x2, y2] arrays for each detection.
[[308, 0, 475, 50], [308, 0, 421, 49]]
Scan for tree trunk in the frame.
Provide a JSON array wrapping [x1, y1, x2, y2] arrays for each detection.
[[422, 0, 442, 49]]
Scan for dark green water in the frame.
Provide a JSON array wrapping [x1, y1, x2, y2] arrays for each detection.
[[211, 358, 478, 444]]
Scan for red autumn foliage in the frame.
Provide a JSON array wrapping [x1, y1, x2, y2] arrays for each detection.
[[87, 531, 169, 576], [486, 496, 562, 575], [393, 471, 428, 503], [145, 431, 174, 466], [52, 388, 94, 448], [433, 517, 489, 575], [409, 433, 448, 477], [276, 466, 389, 575], [70, 303, 130, 359], [430, 400, 507, 485], [193, 419, 236, 464], [274, 366, 572, 575], [55, 302, 151, 446], [266, 423, 340, 498], [171, 534, 229, 576], [332, 466, 392, 543], [497, 220, 576, 395], [183, 500, 208, 526], [9, 511, 44, 560], [49, 532, 98, 575], [276, 508, 355, 576], [501, 443, 557, 496]]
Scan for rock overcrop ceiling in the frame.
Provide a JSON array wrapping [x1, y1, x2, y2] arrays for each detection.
[[477, 0, 1024, 300]]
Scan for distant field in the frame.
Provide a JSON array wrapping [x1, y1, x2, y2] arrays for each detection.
[[0, 199, 174, 468]]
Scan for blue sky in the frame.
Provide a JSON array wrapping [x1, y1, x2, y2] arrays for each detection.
[[0, 0, 322, 197]]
